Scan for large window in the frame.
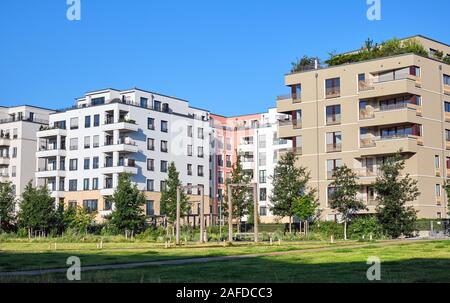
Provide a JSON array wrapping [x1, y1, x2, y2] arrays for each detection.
[[161, 121, 168, 133], [92, 178, 99, 190], [91, 97, 105, 106], [69, 159, 78, 171], [198, 146, 204, 158], [148, 118, 155, 130], [93, 157, 99, 169], [326, 132, 342, 152], [325, 78, 340, 98], [327, 159, 343, 179], [292, 84, 302, 100], [161, 160, 168, 173], [147, 179, 154, 192], [70, 117, 79, 130], [69, 180, 77, 191], [70, 138, 78, 150], [326, 105, 341, 125], [84, 116, 91, 128], [147, 138, 155, 150], [94, 114, 100, 127], [83, 200, 98, 213], [259, 188, 267, 201], [380, 124, 422, 139], [146, 200, 155, 216], [147, 159, 155, 171], [259, 170, 267, 184], [83, 178, 90, 190], [140, 97, 148, 108]]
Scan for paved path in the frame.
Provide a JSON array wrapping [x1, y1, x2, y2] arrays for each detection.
[[0, 239, 439, 277]]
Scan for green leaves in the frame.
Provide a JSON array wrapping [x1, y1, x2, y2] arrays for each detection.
[[109, 173, 146, 233], [0, 181, 16, 230], [224, 156, 252, 221], [375, 154, 419, 238], [160, 162, 189, 223]]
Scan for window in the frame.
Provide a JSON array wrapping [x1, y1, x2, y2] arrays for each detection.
[[380, 124, 422, 139], [293, 110, 302, 127], [198, 146, 204, 158], [83, 200, 98, 213], [260, 188, 267, 201], [94, 114, 100, 127], [198, 128, 204, 139], [147, 138, 155, 150], [259, 152, 266, 166], [104, 199, 113, 211], [147, 179, 154, 192], [83, 178, 90, 190], [11, 166, 16, 177], [69, 180, 77, 191], [436, 184, 441, 197], [161, 121, 168, 132], [85, 116, 91, 128], [218, 171, 224, 184], [435, 155, 440, 169], [146, 200, 154, 216], [226, 155, 232, 167], [68, 201, 77, 208], [445, 102, 450, 113], [160, 180, 167, 191], [187, 145, 193, 156], [187, 126, 193, 137], [140, 97, 148, 108], [69, 159, 78, 171], [91, 97, 105, 105], [148, 118, 155, 130], [187, 164, 193, 176], [259, 170, 267, 184], [327, 159, 343, 179], [161, 140, 168, 152], [258, 134, 266, 149], [444, 74, 450, 86], [93, 157, 99, 169], [12, 147, 17, 158], [410, 66, 421, 77], [70, 138, 78, 150], [147, 159, 155, 171], [447, 157, 450, 169], [260, 206, 267, 216], [226, 137, 232, 150], [92, 178, 99, 190], [292, 84, 301, 100], [84, 158, 90, 170], [161, 160, 168, 173], [325, 77, 340, 98], [198, 165, 204, 177], [327, 186, 336, 205], [70, 117, 79, 130], [154, 101, 161, 111], [326, 105, 341, 125], [326, 132, 342, 152], [84, 136, 90, 149], [93, 135, 99, 148]]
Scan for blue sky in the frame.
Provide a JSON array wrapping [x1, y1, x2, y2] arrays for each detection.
[[0, 0, 449, 116]]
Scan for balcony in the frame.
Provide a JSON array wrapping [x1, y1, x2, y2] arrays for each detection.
[[50, 191, 66, 199], [36, 146, 67, 158], [102, 120, 138, 132], [100, 139, 139, 153], [278, 147, 303, 157], [444, 84, 450, 96], [36, 167, 66, 178], [357, 76, 419, 99], [100, 161, 138, 175], [0, 136, 11, 147], [359, 103, 421, 127], [277, 94, 301, 113], [278, 120, 302, 139], [241, 160, 254, 170], [326, 143, 342, 153], [360, 135, 421, 156], [100, 188, 115, 196], [0, 157, 10, 166], [0, 172, 9, 181], [37, 126, 67, 138]]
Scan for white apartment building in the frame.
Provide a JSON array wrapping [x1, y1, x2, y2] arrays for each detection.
[[0, 105, 54, 201], [35, 88, 212, 221]]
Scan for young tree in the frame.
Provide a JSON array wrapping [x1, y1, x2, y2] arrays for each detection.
[[292, 193, 319, 223], [0, 181, 16, 231], [65, 206, 96, 234], [375, 154, 419, 238], [329, 165, 367, 240], [160, 162, 189, 224], [109, 173, 146, 235], [224, 156, 252, 229], [17, 181, 55, 235], [270, 151, 313, 233]]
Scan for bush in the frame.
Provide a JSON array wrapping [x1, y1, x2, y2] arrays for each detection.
[[310, 221, 344, 240], [348, 216, 383, 240]]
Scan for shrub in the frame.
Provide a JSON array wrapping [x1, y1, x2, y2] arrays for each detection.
[[348, 216, 383, 240], [310, 221, 344, 240]]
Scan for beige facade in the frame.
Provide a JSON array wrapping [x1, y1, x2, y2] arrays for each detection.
[[277, 36, 450, 220]]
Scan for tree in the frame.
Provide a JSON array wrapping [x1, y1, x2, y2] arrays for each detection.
[[0, 181, 16, 232], [160, 162, 189, 224], [445, 181, 450, 216], [64, 206, 95, 234], [270, 151, 313, 233], [292, 193, 319, 222], [224, 156, 252, 229], [291, 56, 321, 73], [109, 173, 146, 235], [329, 165, 367, 240], [17, 181, 55, 236], [375, 154, 419, 238]]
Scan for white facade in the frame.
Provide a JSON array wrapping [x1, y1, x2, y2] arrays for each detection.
[[35, 88, 211, 215], [0, 105, 54, 201]]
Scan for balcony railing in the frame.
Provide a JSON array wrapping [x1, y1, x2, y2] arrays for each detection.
[[279, 147, 303, 155], [0, 116, 48, 125], [326, 143, 342, 153], [358, 74, 422, 92], [326, 87, 340, 99], [361, 134, 421, 148], [444, 84, 450, 95], [354, 167, 379, 177]]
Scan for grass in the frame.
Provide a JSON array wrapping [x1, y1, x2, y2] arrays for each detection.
[[1, 240, 449, 282]]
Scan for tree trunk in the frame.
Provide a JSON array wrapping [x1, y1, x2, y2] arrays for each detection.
[[344, 220, 348, 241], [289, 216, 292, 234]]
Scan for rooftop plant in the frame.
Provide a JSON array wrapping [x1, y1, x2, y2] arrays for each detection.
[[290, 56, 321, 73], [325, 38, 428, 67]]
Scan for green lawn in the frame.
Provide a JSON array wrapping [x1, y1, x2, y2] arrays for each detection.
[[1, 240, 449, 283]]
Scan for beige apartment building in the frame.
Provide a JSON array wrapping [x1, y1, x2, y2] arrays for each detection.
[[277, 35, 450, 220]]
